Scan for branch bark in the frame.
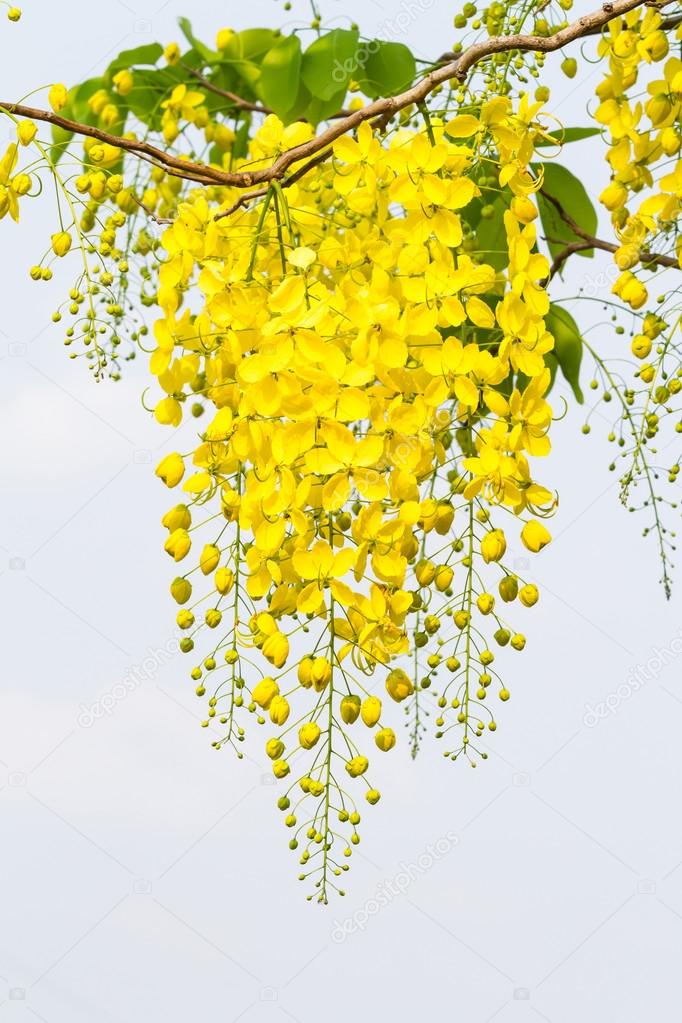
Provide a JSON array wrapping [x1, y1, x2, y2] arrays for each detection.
[[541, 189, 680, 277], [0, 0, 671, 195]]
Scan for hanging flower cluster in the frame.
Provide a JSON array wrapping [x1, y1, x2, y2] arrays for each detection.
[[152, 99, 555, 899]]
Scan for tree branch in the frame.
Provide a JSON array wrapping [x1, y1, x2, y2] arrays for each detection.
[[541, 189, 680, 277], [0, 0, 671, 196]]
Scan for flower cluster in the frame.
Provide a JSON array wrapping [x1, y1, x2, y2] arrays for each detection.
[[152, 100, 555, 899]]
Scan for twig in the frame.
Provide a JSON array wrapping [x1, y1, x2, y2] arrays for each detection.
[[132, 194, 174, 225], [181, 64, 273, 114], [541, 189, 680, 277]]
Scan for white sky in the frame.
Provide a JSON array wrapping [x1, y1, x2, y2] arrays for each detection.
[[1, 2, 681, 1022]]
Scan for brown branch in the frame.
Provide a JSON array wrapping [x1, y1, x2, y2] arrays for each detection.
[[541, 189, 680, 277], [214, 147, 333, 219], [0, 0, 672, 195], [181, 64, 273, 115]]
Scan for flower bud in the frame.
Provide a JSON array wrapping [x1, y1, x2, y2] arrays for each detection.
[[272, 758, 290, 779], [48, 83, 68, 112], [340, 694, 361, 724], [200, 543, 220, 575], [345, 756, 369, 777], [366, 788, 381, 804], [361, 696, 382, 727], [156, 452, 185, 488], [386, 668, 414, 703], [263, 631, 289, 668], [481, 528, 507, 563], [215, 567, 234, 594], [17, 120, 36, 146], [297, 656, 314, 688], [520, 520, 551, 553], [51, 231, 72, 257], [375, 727, 396, 752], [519, 584, 539, 607], [170, 577, 192, 604], [252, 677, 279, 710], [164, 528, 191, 562], [269, 696, 290, 726], [299, 722, 321, 749]]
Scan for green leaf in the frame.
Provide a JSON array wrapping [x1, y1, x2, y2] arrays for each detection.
[[356, 40, 416, 98], [474, 197, 511, 270], [301, 28, 359, 102], [50, 124, 74, 166], [222, 29, 281, 63], [260, 35, 302, 116], [535, 126, 601, 147], [107, 43, 163, 76], [545, 304, 584, 403], [305, 86, 348, 126], [177, 17, 219, 63], [537, 162, 598, 264]]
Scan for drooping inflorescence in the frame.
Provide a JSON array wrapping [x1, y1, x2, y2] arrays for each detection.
[[1, 0, 680, 899]]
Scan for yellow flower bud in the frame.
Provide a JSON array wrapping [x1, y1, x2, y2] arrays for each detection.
[[7, 7, 21, 21], [266, 738, 284, 760], [520, 520, 551, 553], [375, 727, 396, 752], [519, 584, 539, 607], [269, 695, 290, 726], [631, 334, 652, 360], [386, 668, 414, 703], [164, 528, 191, 562], [477, 593, 495, 615], [205, 609, 222, 628], [112, 69, 134, 96], [48, 83, 68, 112], [215, 567, 234, 594], [17, 120, 36, 146], [453, 609, 470, 629], [12, 173, 31, 196], [415, 559, 436, 585], [50, 231, 72, 257], [216, 27, 235, 49], [340, 694, 361, 724], [200, 544, 220, 575], [162, 504, 191, 532], [498, 575, 518, 602], [176, 609, 194, 630], [263, 631, 289, 669], [345, 756, 369, 778], [361, 696, 382, 727], [272, 758, 290, 779], [170, 577, 192, 604], [599, 182, 627, 212], [155, 452, 185, 488], [434, 565, 454, 591], [434, 503, 454, 534], [164, 42, 181, 65], [252, 677, 279, 710], [366, 788, 381, 804], [299, 722, 321, 749], [311, 656, 331, 691], [481, 528, 507, 563], [511, 633, 526, 651]]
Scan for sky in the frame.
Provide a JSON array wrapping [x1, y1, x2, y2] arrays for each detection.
[[1, 2, 682, 1022]]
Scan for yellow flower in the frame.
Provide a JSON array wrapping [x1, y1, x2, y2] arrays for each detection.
[[252, 677, 279, 710], [375, 727, 396, 752], [299, 722, 321, 749], [345, 756, 369, 778]]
